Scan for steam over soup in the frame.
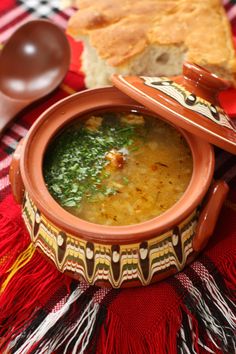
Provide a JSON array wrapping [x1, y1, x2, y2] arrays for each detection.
[[44, 112, 193, 226]]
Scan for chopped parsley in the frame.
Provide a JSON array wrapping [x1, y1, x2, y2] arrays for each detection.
[[43, 114, 140, 209]]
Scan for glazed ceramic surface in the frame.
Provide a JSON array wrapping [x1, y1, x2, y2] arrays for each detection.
[[10, 64, 230, 287], [23, 192, 199, 287], [0, 20, 70, 135], [113, 63, 236, 154]]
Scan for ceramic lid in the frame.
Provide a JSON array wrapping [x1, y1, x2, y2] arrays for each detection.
[[112, 62, 236, 154]]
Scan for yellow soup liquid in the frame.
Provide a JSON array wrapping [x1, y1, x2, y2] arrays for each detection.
[[44, 112, 193, 226]]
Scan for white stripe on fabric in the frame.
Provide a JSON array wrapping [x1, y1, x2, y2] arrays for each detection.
[[11, 124, 28, 138], [0, 6, 26, 30], [33, 300, 99, 354], [11, 285, 86, 354], [193, 262, 236, 326], [73, 302, 99, 354], [63, 302, 99, 354], [0, 155, 12, 171], [0, 175, 10, 191], [186, 315, 215, 354], [2, 135, 18, 150], [177, 266, 236, 353], [179, 326, 193, 354]]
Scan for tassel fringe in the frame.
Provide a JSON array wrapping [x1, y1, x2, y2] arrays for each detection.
[[0, 211, 73, 353], [175, 260, 236, 354], [95, 259, 236, 354], [0, 250, 73, 352], [217, 250, 236, 297], [11, 285, 86, 354], [0, 211, 30, 278], [0, 203, 234, 353], [9, 286, 106, 354], [96, 304, 185, 354], [1, 242, 35, 293]]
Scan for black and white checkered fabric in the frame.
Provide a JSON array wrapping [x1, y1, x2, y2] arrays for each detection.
[[17, 0, 60, 18]]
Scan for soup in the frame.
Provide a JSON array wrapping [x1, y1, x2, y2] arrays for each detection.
[[44, 112, 193, 226]]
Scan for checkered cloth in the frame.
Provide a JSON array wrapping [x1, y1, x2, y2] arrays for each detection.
[[0, 0, 76, 43], [0, 1, 235, 354]]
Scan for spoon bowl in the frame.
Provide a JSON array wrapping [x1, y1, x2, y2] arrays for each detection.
[[0, 20, 70, 134]]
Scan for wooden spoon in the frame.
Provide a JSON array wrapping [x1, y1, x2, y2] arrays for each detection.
[[0, 20, 70, 135]]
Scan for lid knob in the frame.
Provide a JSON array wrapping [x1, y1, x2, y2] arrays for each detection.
[[182, 62, 230, 104]]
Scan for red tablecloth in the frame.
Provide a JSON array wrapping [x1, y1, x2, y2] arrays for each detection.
[[0, 1, 235, 354]]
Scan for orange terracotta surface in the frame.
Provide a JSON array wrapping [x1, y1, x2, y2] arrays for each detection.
[[112, 63, 236, 154], [20, 87, 214, 243], [9, 63, 232, 287]]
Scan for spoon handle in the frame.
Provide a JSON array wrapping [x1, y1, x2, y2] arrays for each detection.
[[0, 91, 28, 136]]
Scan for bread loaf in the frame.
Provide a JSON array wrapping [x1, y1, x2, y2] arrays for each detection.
[[67, 0, 236, 88]]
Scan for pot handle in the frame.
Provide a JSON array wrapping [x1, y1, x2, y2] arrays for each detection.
[[193, 180, 229, 252], [9, 139, 25, 204]]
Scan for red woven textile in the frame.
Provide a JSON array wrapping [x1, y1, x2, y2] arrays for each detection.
[[0, 1, 235, 354]]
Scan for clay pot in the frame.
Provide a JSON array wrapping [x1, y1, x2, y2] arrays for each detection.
[[9, 63, 231, 288]]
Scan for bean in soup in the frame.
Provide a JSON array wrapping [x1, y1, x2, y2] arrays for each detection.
[[44, 112, 193, 225]]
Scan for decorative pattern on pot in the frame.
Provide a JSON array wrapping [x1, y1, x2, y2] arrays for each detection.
[[141, 76, 235, 131], [22, 192, 198, 287]]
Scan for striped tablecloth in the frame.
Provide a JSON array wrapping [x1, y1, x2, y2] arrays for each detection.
[[0, 1, 235, 354]]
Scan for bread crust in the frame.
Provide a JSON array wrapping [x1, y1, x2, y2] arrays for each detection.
[[67, 0, 236, 85]]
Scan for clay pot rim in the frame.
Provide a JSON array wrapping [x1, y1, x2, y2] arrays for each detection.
[[20, 87, 214, 244]]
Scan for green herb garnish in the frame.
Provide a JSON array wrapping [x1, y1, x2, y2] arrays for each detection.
[[43, 114, 140, 209]]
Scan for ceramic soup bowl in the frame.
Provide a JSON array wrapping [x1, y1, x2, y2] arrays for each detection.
[[10, 63, 232, 288]]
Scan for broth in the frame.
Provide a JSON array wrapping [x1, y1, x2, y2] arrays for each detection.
[[44, 112, 193, 226]]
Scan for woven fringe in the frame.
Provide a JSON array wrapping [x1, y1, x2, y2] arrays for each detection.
[[176, 261, 236, 354], [0, 250, 72, 352], [1, 242, 35, 293], [217, 251, 236, 297], [0, 212, 29, 278], [0, 203, 110, 354], [96, 260, 236, 354], [9, 285, 104, 354], [0, 210, 73, 352], [96, 306, 184, 354], [0, 206, 234, 353], [98, 308, 149, 354]]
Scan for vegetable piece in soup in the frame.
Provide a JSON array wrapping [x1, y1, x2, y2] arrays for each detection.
[[44, 112, 193, 226]]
